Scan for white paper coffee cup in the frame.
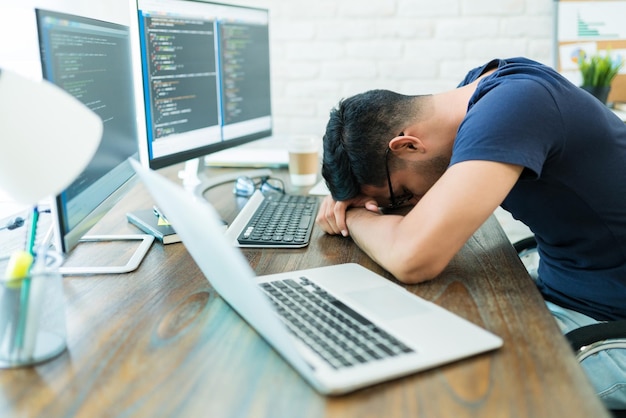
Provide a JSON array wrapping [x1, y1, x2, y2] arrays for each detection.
[[287, 135, 320, 186]]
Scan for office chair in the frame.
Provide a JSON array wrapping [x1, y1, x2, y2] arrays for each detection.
[[513, 236, 626, 418]]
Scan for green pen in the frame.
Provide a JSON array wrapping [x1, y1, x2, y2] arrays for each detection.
[[13, 206, 39, 359]]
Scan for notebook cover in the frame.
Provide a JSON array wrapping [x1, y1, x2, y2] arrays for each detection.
[[126, 209, 180, 244]]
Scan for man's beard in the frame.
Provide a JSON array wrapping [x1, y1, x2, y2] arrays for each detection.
[[414, 154, 451, 189]]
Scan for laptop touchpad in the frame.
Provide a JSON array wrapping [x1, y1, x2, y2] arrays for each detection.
[[346, 286, 430, 320]]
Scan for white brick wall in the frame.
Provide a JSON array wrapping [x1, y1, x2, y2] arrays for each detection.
[[0, 0, 556, 140], [238, 0, 556, 137]]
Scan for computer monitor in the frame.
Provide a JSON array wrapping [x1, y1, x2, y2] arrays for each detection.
[[36, 9, 153, 275], [130, 0, 273, 194]]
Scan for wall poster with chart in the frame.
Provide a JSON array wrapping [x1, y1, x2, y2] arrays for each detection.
[[555, 0, 626, 103]]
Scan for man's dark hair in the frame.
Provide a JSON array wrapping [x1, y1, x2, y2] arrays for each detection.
[[321, 89, 419, 201]]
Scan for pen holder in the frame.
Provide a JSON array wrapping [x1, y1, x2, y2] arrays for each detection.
[[0, 251, 66, 367]]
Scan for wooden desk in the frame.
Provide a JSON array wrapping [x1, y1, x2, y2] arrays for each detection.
[[0, 166, 609, 418]]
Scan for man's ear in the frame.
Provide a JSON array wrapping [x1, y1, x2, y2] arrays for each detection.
[[389, 135, 425, 155]]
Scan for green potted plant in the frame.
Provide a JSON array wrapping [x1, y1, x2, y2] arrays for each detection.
[[578, 50, 624, 104]]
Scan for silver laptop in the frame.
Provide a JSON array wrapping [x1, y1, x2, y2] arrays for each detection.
[[131, 160, 503, 395]]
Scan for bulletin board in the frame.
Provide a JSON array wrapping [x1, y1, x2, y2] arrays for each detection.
[[555, 0, 626, 103]]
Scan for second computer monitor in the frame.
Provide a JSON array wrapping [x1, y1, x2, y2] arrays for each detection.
[[132, 0, 272, 171], [37, 8, 153, 274]]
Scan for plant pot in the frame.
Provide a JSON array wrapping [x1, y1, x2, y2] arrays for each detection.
[[581, 85, 611, 104]]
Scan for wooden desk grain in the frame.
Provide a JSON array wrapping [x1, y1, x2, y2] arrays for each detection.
[[0, 166, 609, 418]]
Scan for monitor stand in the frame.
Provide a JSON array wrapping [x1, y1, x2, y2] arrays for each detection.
[[31, 211, 155, 276], [58, 234, 155, 275], [178, 157, 272, 198]]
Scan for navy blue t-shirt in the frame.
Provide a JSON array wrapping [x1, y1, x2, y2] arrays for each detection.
[[452, 57, 626, 321]]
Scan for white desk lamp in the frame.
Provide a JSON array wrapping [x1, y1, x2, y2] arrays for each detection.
[[0, 68, 102, 367], [0, 68, 102, 205]]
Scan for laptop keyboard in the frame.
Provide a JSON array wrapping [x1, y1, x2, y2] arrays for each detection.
[[259, 276, 414, 369], [237, 194, 319, 247]]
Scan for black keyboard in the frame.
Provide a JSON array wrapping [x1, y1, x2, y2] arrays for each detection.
[[259, 276, 414, 369], [236, 194, 319, 247]]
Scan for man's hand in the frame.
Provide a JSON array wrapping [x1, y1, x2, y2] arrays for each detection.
[[315, 194, 380, 237]]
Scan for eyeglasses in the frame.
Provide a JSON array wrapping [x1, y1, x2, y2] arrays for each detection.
[[234, 175, 285, 197], [384, 147, 413, 209]]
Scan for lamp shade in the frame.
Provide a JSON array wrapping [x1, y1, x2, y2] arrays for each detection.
[[0, 68, 102, 205]]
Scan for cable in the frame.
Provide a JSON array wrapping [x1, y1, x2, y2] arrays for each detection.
[[0, 216, 25, 231]]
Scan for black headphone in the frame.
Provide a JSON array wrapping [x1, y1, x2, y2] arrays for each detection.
[[0, 216, 25, 231]]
